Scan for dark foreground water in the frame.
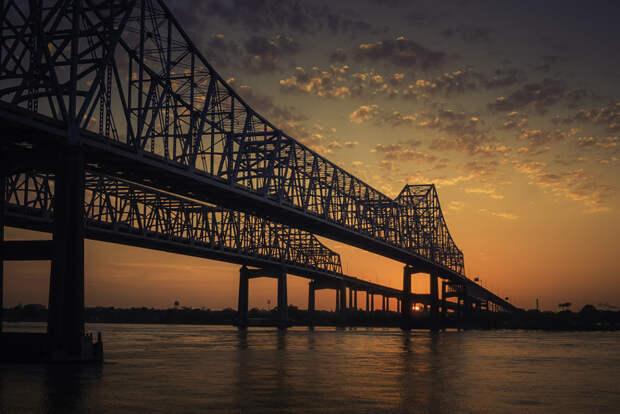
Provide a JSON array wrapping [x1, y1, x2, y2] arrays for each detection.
[[1, 323, 619, 413]]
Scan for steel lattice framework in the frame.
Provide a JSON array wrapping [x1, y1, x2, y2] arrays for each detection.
[[0, 0, 516, 311], [4, 170, 343, 277]]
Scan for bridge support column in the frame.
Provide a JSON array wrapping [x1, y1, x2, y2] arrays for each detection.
[[0, 160, 4, 334], [353, 289, 357, 310], [430, 272, 439, 331], [401, 266, 413, 330], [348, 287, 353, 310], [382, 296, 386, 311], [339, 283, 346, 313], [335, 290, 340, 312], [366, 291, 369, 311], [48, 146, 86, 359], [277, 271, 288, 328], [308, 281, 315, 325], [463, 285, 472, 323], [237, 266, 250, 327], [371, 293, 374, 311], [441, 281, 447, 321]]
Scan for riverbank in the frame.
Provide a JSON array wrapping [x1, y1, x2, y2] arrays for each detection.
[[3, 304, 619, 330]]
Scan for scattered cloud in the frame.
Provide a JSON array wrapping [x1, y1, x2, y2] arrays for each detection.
[[448, 200, 466, 211], [492, 212, 519, 220], [350, 104, 380, 123], [488, 78, 566, 113], [576, 136, 618, 150], [556, 103, 620, 132], [465, 187, 504, 200], [353, 36, 446, 69], [514, 161, 614, 213]]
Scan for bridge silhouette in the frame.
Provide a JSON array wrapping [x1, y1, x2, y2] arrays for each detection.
[[0, 0, 517, 362]]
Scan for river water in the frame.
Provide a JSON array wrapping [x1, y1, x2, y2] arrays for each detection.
[[1, 323, 619, 413]]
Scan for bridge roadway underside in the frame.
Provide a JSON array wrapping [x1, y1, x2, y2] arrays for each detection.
[[0, 104, 515, 312]]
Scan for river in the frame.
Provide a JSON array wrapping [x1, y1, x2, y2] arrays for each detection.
[[1, 323, 619, 413]]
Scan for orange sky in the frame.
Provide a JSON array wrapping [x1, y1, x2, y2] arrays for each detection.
[[3, 0, 620, 312]]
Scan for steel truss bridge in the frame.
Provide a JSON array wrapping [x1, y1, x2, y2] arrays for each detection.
[[0, 0, 517, 360]]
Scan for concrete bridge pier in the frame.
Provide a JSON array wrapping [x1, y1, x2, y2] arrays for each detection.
[[348, 287, 353, 310], [401, 265, 413, 330], [463, 285, 472, 323], [277, 271, 288, 328], [353, 289, 358, 310], [0, 156, 4, 334], [366, 291, 369, 311], [340, 283, 346, 312], [237, 266, 288, 328], [429, 272, 439, 331], [441, 281, 447, 321], [382, 295, 386, 311], [237, 266, 250, 327], [47, 147, 87, 360], [371, 292, 374, 311], [308, 281, 316, 324]]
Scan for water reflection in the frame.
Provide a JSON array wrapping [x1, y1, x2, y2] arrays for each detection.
[[1, 324, 619, 413], [43, 364, 102, 412]]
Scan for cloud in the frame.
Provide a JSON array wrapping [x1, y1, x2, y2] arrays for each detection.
[[476, 68, 523, 89], [382, 149, 437, 163], [492, 212, 519, 220], [280, 65, 352, 98], [576, 136, 618, 150], [465, 187, 504, 200], [353, 36, 446, 69], [193, 33, 301, 74], [517, 128, 567, 148], [501, 111, 528, 129], [401, 68, 477, 99], [371, 139, 421, 153], [488, 78, 566, 113], [280, 66, 405, 99], [448, 201, 466, 211], [514, 161, 614, 213], [241, 34, 300, 73], [557, 103, 620, 132], [349, 104, 380, 123]]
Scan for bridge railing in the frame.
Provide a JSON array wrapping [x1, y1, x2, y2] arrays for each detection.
[[4, 170, 343, 275], [0, 0, 464, 274]]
